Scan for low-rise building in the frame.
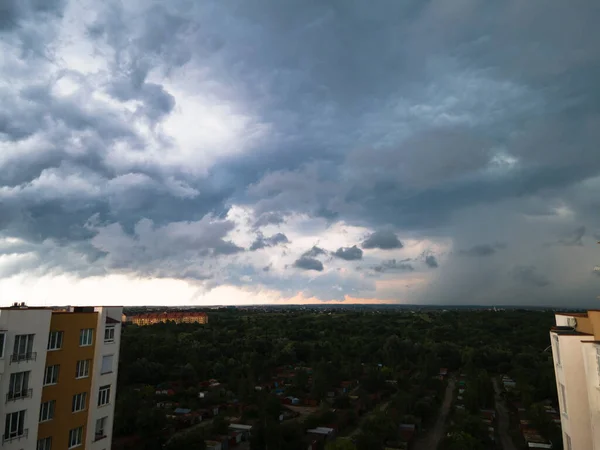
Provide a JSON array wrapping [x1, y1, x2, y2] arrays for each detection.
[[124, 311, 208, 326]]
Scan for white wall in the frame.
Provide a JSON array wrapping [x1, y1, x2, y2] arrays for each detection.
[[581, 342, 600, 450], [86, 306, 123, 450], [551, 331, 594, 450], [0, 308, 52, 450]]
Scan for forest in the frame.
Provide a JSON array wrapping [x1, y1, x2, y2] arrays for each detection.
[[113, 308, 561, 450]]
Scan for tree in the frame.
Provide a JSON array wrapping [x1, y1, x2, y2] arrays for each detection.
[[164, 429, 206, 450], [443, 432, 483, 450], [326, 439, 358, 450]]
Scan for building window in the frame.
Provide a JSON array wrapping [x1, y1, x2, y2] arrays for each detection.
[[68, 427, 83, 448], [72, 392, 87, 413], [0, 332, 5, 358], [98, 385, 111, 406], [44, 365, 60, 386], [12, 334, 34, 362], [47, 331, 63, 351], [79, 329, 93, 347], [39, 400, 55, 422], [8, 371, 31, 401], [4, 410, 26, 441], [553, 335, 561, 366], [95, 417, 108, 441], [75, 360, 90, 379], [560, 383, 567, 414], [37, 437, 52, 450], [104, 326, 115, 343], [101, 355, 113, 374]]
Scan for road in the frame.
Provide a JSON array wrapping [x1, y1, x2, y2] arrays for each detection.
[[493, 379, 518, 450], [412, 377, 455, 450]]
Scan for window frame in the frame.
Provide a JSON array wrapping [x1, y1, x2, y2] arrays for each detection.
[[13, 334, 34, 361], [79, 329, 94, 347], [47, 331, 64, 351], [104, 326, 115, 343], [98, 385, 111, 407], [560, 383, 568, 414], [4, 410, 26, 439], [37, 436, 52, 450], [72, 392, 87, 413], [44, 365, 60, 386], [94, 416, 108, 441], [75, 360, 90, 379], [39, 400, 56, 423], [0, 331, 5, 359], [68, 427, 83, 449], [8, 371, 31, 400], [100, 355, 114, 375]]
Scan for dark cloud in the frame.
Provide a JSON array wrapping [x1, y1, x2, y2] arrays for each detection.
[[373, 259, 414, 273], [362, 231, 403, 250], [459, 243, 505, 257], [333, 245, 363, 261], [1, 0, 600, 305], [249, 233, 289, 251], [253, 212, 286, 229], [512, 265, 550, 287], [293, 256, 324, 272], [425, 255, 438, 268], [303, 246, 328, 258]]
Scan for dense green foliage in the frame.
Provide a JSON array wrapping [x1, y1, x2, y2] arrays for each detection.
[[115, 308, 559, 449]]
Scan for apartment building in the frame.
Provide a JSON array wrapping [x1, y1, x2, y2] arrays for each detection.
[[0, 304, 122, 450], [124, 311, 208, 326], [550, 311, 600, 450]]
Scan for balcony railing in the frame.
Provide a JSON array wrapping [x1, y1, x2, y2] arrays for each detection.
[[2, 428, 28, 444], [9, 352, 37, 364], [6, 389, 33, 403]]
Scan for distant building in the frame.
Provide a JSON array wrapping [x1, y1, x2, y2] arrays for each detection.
[[0, 303, 122, 450], [550, 311, 600, 449], [124, 311, 208, 326]]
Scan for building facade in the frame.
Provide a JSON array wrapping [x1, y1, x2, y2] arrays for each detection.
[[550, 311, 600, 450], [0, 305, 122, 450], [125, 311, 208, 326]]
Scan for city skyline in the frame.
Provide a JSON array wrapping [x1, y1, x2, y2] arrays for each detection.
[[1, 0, 600, 307]]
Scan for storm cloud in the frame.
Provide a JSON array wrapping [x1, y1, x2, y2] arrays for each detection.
[[425, 255, 439, 269], [250, 233, 289, 251], [294, 256, 324, 272], [1, 0, 600, 306], [362, 231, 403, 250], [334, 246, 363, 261]]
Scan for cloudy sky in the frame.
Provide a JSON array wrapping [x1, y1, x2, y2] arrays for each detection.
[[1, 0, 599, 307]]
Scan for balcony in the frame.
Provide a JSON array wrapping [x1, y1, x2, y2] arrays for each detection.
[[2, 429, 28, 444], [9, 352, 37, 364], [6, 389, 33, 403]]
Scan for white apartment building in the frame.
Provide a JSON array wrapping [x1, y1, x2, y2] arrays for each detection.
[[551, 311, 600, 450], [0, 304, 122, 450]]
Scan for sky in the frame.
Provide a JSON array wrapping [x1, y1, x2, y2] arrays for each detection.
[[1, 0, 599, 307]]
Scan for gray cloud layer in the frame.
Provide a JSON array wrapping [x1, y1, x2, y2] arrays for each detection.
[[2, 0, 600, 305]]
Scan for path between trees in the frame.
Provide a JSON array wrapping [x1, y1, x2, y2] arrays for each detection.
[[412, 377, 455, 450], [493, 379, 518, 450]]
